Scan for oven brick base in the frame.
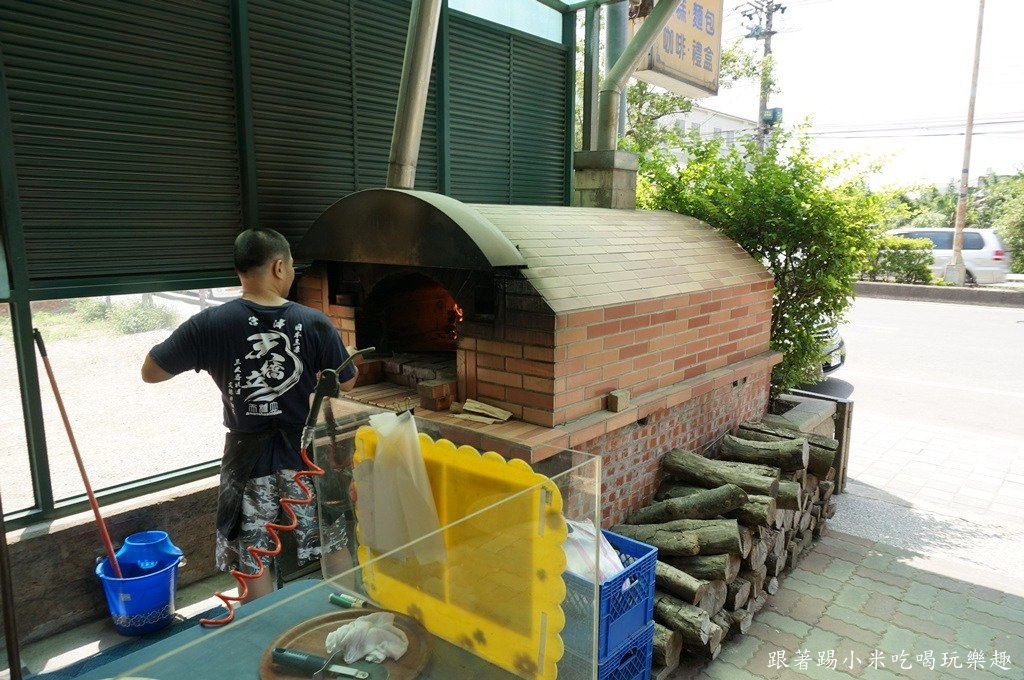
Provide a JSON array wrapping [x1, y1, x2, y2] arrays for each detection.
[[581, 364, 772, 526]]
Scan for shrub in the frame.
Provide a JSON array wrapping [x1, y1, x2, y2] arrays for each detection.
[[862, 235, 934, 283], [71, 297, 110, 321], [108, 301, 177, 335], [638, 127, 882, 393]]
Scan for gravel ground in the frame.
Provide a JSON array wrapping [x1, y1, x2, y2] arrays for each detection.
[[1, 324, 225, 512]]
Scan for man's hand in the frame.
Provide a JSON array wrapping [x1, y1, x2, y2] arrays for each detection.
[[141, 354, 174, 383]]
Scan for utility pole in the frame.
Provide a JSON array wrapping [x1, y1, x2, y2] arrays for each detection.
[[743, 1, 784, 149], [945, 0, 986, 286]]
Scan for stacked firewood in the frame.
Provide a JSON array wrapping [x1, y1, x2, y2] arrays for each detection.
[[610, 420, 839, 675]]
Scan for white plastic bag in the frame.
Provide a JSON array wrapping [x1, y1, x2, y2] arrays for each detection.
[[364, 411, 445, 563], [563, 519, 626, 584], [325, 611, 409, 664]]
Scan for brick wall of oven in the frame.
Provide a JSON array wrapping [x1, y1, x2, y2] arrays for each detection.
[[297, 265, 357, 348], [549, 278, 773, 426], [581, 363, 773, 526], [298, 267, 773, 431]]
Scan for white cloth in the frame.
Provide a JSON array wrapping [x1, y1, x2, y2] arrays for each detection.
[[325, 612, 409, 664]]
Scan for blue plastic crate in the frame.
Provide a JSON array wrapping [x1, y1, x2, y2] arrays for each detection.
[[562, 529, 657, 661], [559, 620, 655, 680]]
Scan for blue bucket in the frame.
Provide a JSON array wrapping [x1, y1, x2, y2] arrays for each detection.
[[95, 531, 184, 636]]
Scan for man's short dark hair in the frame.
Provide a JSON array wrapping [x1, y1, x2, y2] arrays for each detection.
[[234, 228, 291, 273]]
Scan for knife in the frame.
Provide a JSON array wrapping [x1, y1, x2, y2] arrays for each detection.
[[271, 647, 370, 678]]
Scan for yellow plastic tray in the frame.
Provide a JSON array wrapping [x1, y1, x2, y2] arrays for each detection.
[[353, 428, 567, 680]]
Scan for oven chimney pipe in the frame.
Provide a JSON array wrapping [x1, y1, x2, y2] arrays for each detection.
[[597, 0, 679, 151], [387, 0, 443, 190]]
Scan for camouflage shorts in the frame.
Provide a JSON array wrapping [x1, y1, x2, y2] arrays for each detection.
[[215, 470, 347, 574]]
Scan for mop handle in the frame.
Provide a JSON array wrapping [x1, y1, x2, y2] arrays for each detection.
[[32, 329, 122, 579]]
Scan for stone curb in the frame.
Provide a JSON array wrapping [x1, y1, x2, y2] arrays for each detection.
[[854, 281, 1024, 308]]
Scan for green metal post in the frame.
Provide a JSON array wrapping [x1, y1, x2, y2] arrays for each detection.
[[231, 0, 259, 228], [582, 4, 600, 151], [0, 42, 54, 514], [562, 9, 576, 206], [437, 0, 451, 195]]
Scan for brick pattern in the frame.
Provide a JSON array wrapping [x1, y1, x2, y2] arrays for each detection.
[[677, 533, 1024, 680], [297, 267, 773, 430], [581, 365, 771, 526], [295, 265, 356, 348]]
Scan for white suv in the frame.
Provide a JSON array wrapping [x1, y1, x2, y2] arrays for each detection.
[[887, 227, 1010, 284]]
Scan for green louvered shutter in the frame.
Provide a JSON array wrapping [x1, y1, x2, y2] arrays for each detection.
[[0, 0, 241, 286], [510, 35, 567, 205], [448, 17, 512, 204], [249, 0, 357, 242], [448, 14, 568, 206], [351, 0, 439, 192]]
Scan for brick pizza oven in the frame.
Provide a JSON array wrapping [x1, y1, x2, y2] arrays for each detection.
[[295, 188, 781, 524]]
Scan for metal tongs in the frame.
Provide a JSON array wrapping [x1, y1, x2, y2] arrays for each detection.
[[301, 346, 376, 450], [271, 647, 370, 678]]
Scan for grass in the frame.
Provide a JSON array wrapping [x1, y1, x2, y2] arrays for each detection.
[[0, 298, 179, 344]]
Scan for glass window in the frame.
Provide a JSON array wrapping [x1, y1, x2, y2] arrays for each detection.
[[30, 290, 238, 500], [449, 0, 562, 42], [922, 231, 953, 249], [725, 130, 735, 147], [963, 232, 985, 250], [0, 303, 33, 513]]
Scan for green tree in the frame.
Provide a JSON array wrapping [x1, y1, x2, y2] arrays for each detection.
[[995, 192, 1024, 274], [637, 128, 882, 393]]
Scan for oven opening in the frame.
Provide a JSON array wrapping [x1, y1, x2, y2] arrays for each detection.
[[356, 273, 460, 387]]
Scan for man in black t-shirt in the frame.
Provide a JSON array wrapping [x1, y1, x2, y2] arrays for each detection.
[[142, 227, 356, 602]]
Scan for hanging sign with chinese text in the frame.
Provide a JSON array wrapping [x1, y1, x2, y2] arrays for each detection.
[[631, 0, 724, 98]]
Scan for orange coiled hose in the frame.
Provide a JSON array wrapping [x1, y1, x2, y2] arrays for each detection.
[[199, 443, 324, 626]]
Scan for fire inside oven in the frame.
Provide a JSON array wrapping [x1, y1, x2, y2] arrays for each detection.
[[356, 273, 463, 353]]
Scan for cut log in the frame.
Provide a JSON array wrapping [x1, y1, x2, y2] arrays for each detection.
[[654, 482, 705, 501], [798, 510, 812, 532], [696, 580, 727, 616], [662, 449, 779, 497], [683, 621, 723, 660], [608, 524, 700, 557], [714, 459, 782, 481], [747, 591, 769, 614], [804, 473, 821, 494], [719, 434, 809, 471], [765, 576, 780, 595], [624, 484, 748, 524], [653, 623, 682, 670], [654, 591, 711, 646], [776, 480, 802, 510], [819, 480, 835, 502], [655, 561, 710, 605], [744, 536, 768, 571], [764, 551, 785, 576], [825, 498, 838, 519], [722, 494, 777, 527], [617, 518, 748, 557], [664, 553, 741, 583], [737, 421, 837, 476], [726, 578, 751, 610], [738, 567, 767, 599], [713, 608, 753, 637]]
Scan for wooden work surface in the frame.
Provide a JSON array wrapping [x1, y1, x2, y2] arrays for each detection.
[[77, 580, 519, 680]]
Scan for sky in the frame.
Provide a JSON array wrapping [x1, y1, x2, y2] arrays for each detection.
[[703, 0, 1024, 188]]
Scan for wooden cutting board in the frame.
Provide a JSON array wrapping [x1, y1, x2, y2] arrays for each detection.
[[259, 609, 432, 680]]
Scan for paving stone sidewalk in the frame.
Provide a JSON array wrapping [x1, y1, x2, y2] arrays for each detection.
[[672, 531, 1024, 680]]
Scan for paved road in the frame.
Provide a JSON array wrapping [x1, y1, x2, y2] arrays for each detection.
[[810, 297, 1024, 440], [801, 297, 1024, 574]]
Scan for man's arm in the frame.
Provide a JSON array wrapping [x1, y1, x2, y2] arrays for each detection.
[[141, 354, 175, 383], [339, 366, 358, 393]]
